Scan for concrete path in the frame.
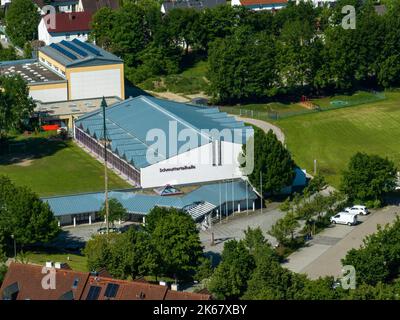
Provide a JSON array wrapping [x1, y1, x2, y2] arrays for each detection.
[[235, 116, 285, 143], [283, 206, 400, 279], [200, 203, 284, 255]]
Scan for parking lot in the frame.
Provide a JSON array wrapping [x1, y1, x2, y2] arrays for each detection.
[[283, 206, 400, 279]]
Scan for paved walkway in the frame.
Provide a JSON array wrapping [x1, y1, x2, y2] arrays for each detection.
[[283, 206, 400, 279], [234, 116, 285, 143], [200, 204, 284, 258]]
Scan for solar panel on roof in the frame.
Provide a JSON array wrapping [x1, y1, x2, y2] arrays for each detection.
[[60, 40, 89, 57], [50, 43, 78, 60], [104, 283, 119, 298], [86, 286, 101, 300], [72, 39, 101, 56]]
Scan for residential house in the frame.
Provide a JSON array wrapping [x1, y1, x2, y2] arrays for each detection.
[[231, 0, 288, 11], [0, 262, 212, 300], [38, 11, 92, 45]]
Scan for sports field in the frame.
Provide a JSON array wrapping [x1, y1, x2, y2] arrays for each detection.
[[276, 91, 400, 187], [0, 133, 130, 196]]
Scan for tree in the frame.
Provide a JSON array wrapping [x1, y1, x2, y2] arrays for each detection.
[[106, 227, 160, 279], [0, 43, 18, 61], [268, 212, 299, 245], [241, 129, 296, 195], [100, 198, 128, 224], [89, 7, 117, 50], [243, 254, 306, 299], [83, 233, 114, 272], [0, 75, 35, 138], [84, 227, 160, 279], [208, 240, 255, 299], [0, 176, 60, 249], [147, 207, 203, 278], [340, 152, 397, 204], [342, 217, 400, 286], [277, 19, 322, 94], [5, 0, 40, 47], [303, 175, 327, 196], [107, 3, 150, 66], [163, 8, 201, 53], [207, 28, 278, 104]]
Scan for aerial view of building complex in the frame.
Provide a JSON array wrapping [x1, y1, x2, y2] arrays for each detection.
[[0, 0, 399, 315]]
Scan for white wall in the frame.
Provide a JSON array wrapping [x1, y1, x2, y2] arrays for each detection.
[[29, 86, 68, 102], [69, 68, 122, 100], [141, 141, 244, 188]]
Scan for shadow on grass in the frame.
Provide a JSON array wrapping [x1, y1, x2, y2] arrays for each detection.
[[125, 79, 153, 98], [39, 230, 87, 252], [0, 135, 68, 166]]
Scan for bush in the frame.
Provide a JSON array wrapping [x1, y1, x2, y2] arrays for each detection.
[[364, 199, 382, 209]]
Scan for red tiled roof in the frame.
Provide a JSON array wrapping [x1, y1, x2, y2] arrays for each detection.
[[0, 263, 89, 300], [0, 263, 212, 300], [46, 12, 92, 33], [240, 0, 288, 5]]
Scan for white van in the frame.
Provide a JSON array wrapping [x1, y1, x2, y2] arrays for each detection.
[[330, 212, 358, 226], [344, 205, 369, 216]]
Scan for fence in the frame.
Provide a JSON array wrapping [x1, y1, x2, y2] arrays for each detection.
[[219, 92, 387, 121]]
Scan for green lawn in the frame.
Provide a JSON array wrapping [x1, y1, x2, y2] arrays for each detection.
[[312, 90, 386, 109], [23, 251, 88, 272], [221, 101, 305, 116], [139, 60, 209, 95], [276, 91, 400, 187], [0, 133, 130, 196]]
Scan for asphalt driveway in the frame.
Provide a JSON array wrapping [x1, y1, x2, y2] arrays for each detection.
[[283, 206, 400, 279]]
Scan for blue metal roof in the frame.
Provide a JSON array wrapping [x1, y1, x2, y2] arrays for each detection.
[[75, 96, 253, 169], [42, 180, 258, 217], [39, 39, 123, 68]]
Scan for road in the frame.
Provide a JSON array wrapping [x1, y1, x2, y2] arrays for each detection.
[[234, 116, 285, 143], [283, 206, 400, 279]]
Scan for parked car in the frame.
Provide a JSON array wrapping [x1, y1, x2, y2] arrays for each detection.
[[330, 212, 358, 226], [344, 205, 369, 216]]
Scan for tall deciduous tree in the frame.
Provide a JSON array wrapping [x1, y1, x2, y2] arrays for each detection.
[[342, 217, 400, 286], [0, 176, 60, 249], [0, 75, 35, 138], [207, 28, 278, 103], [5, 0, 40, 47], [100, 198, 128, 224], [208, 240, 255, 299], [147, 207, 203, 278], [340, 152, 397, 203], [241, 128, 295, 195]]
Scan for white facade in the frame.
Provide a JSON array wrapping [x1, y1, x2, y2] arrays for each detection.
[[1, 0, 11, 6], [141, 141, 244, 188], [38, 18, 89, 45], [29, 86, 68, 102], [69, 68, 122, 100]]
